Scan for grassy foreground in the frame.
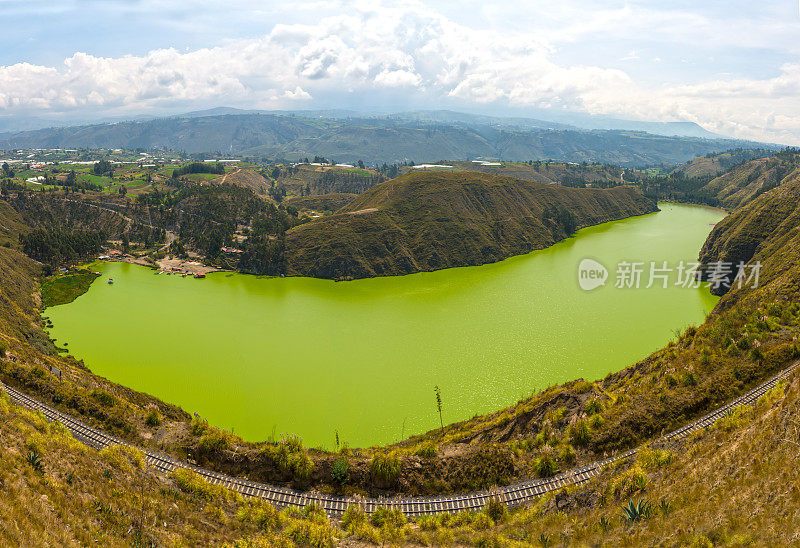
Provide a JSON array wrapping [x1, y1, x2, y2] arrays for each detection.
[[2, 368, 798, 546]]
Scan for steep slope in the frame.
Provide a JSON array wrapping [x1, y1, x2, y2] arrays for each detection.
[[699, 150, 800, 209], [211, 168, 271, 195], [285, 171, 657, 279], [699, 171, 800, 297]]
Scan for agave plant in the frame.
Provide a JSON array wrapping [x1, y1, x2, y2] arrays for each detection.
[[621, 498, 651, 523], [538, 533, 551, 548], [599, 515, 612, 532], [659, 499, 672, 515], [26, 449, 44, 474]]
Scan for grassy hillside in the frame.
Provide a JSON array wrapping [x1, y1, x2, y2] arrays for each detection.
[[284, 193, 358, 214], [418, 160, 626, 186], [285, 171, 658, 279], [210, 168, 271, 195], [671, 148, 774, 179], [3, 370, 799, 546], [699, 149, 800, 210]]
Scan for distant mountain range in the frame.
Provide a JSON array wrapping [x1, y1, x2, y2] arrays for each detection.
[[0, 109, 777, 167]]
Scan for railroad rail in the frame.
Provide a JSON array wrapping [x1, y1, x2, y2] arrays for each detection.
[[2, 361, 796, 518]]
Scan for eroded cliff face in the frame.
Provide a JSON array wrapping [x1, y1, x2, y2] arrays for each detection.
[[285, 171, 658, 279]]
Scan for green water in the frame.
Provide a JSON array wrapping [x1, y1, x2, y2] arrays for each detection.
[[47, 203, 724, 448]]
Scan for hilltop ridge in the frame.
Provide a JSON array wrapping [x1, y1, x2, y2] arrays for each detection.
[[285, 171, 657, 279]]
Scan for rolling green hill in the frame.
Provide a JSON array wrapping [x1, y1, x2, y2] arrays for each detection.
[[285, 171, 657, 279]]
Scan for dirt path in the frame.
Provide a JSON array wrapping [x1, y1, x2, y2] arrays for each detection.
[[218, 168, 242, 185]]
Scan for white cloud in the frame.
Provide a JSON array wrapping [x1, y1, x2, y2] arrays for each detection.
[[374, 69, 421, 88], [2, 1, 800, 143], [283, 86, 312, 100]]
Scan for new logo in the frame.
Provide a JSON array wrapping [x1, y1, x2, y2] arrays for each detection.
[[578, 258, 608, 291]]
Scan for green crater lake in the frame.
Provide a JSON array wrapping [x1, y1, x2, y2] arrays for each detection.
[[47, 203, 724, 448]]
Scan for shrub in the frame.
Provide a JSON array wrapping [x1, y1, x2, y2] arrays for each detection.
[[610, 466, 647, 499], [681, 371, 698, 386], [547, 407, 566, 423], [714, 405, 752, 432], [285, 520, 336, 548], [237, 500, 282, 531], [535, 425, 553, 447], [261, 436, 315, 483], [370, 452, 401, 484], [584, 398, 603, 415], [99, 444, 144, 471], [170, 468, 239, 502], [483, 498, 509, 523], [330, 456, 349, 485], [341, 505, 367, 531], [369, 506, 406, 528], [471, 512, 494, 531], [636, 448, 673, 470], [90, 389, 115, 407], [558, 444, 576, 465], [588, 414, 605, 429], [536, 453, 558, 478], [758, 381, 786, 408], [283, 435, 303, 452], [190, 415, 209, 436], [0, 340, 7, 358], [749, 347, 764, 362], [414, 441, 438, 458], [290, 452, 314, 482], [198, 429, 231, 453], [569, 419, 590, 446], [145, 409, 163, 427]]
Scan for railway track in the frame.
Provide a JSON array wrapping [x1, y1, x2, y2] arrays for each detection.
[[2, 361, 796, 518]]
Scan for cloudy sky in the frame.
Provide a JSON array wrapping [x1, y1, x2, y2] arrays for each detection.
[[2, 0, 800, 143]]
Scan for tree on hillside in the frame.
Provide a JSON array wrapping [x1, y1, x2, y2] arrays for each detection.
[[93, 159, 113, 176]]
